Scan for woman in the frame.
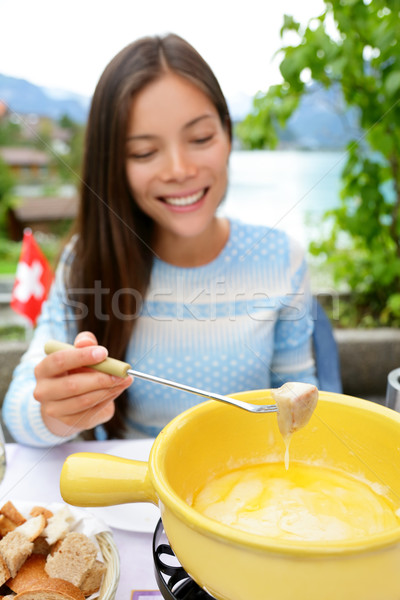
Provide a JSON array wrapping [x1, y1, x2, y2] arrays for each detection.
[[3, 34, 317, 447]]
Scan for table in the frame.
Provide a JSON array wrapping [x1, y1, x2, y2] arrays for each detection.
[[0, 440, 164, 599]]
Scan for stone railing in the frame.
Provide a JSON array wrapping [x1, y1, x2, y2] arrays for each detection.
[[335, 328, 400, 400]]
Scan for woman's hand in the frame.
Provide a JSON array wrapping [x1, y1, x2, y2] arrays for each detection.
[[34, 331, 133, 437]]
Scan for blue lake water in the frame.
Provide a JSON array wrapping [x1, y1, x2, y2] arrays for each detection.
[[220, 149, 347, 249]]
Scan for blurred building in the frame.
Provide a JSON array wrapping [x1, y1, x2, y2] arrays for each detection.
[[0, 146, 78, 241], [0, 146, 52, 181], [7, 195, 78, 241]]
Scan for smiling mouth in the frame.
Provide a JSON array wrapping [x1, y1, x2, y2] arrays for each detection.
[[161, 189, 208, 207]]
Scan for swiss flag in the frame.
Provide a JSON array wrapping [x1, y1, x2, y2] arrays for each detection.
[[11, 229, 54, 326]]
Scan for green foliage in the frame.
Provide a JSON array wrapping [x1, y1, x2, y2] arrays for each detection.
[[0, 119, 23, 146], [0, 158, 15, 236], [56, 115, 85, 183], [0, 237, 23, 274], [0, 324, 27, 341], [0, 158, 14, 198], [0, 235, 62, 275], [237, 0, 400, 326]]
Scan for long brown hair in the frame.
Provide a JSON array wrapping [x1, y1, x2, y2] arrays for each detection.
[[65, 33, 232, 438]]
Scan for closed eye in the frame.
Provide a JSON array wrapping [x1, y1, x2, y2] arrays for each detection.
[[193, 135, 214, 145], [128, 150, 156, 160]]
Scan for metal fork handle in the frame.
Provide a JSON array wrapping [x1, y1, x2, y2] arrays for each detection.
[[126, 368, 277, 414]]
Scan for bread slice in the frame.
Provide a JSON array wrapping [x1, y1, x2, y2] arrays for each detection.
[[45, 533, 97, 588], [15, 515, 46, 542], [0, 515, 17, 538], [32, 536, 51, 556], [0, 551, 11, 586], [43, 508, 74, 546], [272, 382, 318, 438], [48, 539, 62, 557], [0, 530, 33, 577], [13, 577, 85, 600], [80, 559, 106, 596], [8, 554, 49, 593], [30, 507, 54, 522], [0, 502, 26, 527]]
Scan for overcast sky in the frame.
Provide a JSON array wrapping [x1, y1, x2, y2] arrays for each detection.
[[1, 0, 325, 100]]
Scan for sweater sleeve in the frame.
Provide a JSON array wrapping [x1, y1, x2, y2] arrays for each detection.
[[2, 252, 78, 447], [270, 237, 318, 389]]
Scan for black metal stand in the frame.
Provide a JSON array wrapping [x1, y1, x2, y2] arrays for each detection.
[[152, 519, 213, 599]]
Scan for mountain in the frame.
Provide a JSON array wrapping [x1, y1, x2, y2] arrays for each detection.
[[232, 83, 361, 150], [285, 83, 361, 149], [0, 74, 90, 123]]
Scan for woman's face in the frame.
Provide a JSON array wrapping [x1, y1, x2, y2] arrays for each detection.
[[125, 72, 231, 245]]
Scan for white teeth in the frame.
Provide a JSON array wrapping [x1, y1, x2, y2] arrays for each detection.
[[164, 190, 204, 206]]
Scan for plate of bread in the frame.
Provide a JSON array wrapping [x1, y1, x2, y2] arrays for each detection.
[[0, 500, 119, 600]]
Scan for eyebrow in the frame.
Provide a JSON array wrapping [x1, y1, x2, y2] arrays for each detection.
[[126, 113, 218, 142]]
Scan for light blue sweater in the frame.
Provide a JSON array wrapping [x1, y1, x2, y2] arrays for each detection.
[[3, 220, 317, 446]]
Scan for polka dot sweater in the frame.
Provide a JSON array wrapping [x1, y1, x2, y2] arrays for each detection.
[[3, 220, 317, 446]]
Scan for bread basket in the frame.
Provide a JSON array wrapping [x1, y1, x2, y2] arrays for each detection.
[[5, 501, 120, 600], [94, 531, 120, 600]]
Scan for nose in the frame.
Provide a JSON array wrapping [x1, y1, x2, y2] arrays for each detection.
[[160, 146, 197, 182]]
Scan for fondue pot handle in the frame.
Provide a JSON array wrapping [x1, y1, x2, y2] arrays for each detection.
[[60, 452, 158, 507]]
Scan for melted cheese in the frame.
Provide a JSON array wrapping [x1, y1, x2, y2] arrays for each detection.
[[192, 463, 400, 541]]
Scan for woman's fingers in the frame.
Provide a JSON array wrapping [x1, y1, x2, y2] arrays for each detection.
[[34, 334, 133, 437], [74, 331, 98, 348], [84, 396, 117, 430], [34, 367, 130, 404], [41, 377, 131, 419], [35, 344, 108, 380], [39, 377, 132, 436], [41, 395, 118, 437]]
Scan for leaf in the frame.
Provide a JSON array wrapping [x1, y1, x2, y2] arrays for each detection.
[[281, 14, 300, 36], [339, 0, 361, 6], [385, 71, 400, 96], [388, 294, 400, 316]]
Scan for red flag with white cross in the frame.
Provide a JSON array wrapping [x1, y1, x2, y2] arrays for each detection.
[[10, 229, 54, 325]]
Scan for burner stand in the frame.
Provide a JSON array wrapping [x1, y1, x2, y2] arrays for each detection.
[[152, 519, 214, 599]]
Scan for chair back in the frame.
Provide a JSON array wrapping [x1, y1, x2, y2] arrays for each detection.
[[312, 298, 343, 393]]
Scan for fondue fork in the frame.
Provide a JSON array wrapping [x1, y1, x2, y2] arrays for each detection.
[[44, 340, 278, 414]]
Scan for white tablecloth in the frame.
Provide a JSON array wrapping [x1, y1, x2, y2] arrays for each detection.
[[0, 440, 164, 599]]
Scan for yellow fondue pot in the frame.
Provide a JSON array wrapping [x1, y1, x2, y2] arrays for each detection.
[[61, 391, 400, 600]]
